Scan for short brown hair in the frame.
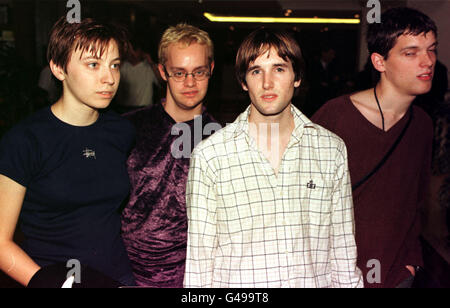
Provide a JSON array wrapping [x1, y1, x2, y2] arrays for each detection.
[[235, 28, 304, 86], [367, 7, 437, 59], [158, 23, 214, 65], [47, 16, 129, 72]]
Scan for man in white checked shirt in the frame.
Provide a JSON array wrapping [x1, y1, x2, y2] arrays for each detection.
[[184, 28, 363, 288]]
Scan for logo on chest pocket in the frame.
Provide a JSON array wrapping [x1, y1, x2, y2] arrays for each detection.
[[306, 180, 316, 189]]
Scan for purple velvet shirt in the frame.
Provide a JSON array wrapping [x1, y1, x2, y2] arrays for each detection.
[[121, 103, 217, 287]]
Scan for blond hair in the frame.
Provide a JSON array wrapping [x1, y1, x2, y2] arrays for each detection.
[[158, 23, 214, 65]]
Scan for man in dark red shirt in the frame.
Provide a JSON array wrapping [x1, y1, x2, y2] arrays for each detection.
[[312, 7, 438, 288]]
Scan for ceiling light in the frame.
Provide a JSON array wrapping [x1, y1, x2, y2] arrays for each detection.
[[203, 13, 360, 24]]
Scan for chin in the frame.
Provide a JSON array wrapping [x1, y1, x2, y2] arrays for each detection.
[[257, 108, 284, 118], [411, 87, 433, 96], [258, 104, 289, 116], [177, 100, 203, 110], [89, 100, 113, 110]]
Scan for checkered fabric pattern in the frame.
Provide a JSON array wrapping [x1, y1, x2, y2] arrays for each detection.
[[184, 105, 363, 288]]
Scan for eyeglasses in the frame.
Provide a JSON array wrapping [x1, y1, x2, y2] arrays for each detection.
[[163, 66, 211, 82]]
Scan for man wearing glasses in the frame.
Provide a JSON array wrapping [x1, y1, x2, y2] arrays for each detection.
[[120, 23, 218, 287]]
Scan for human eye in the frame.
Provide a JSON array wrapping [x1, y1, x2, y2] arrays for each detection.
[[250, 69, 261, 75], [194, 70, 207, 77], [173, 71, 185, 77], [87, 62, 98, 68], [111, 62, 121, 70], [275, 66, 285, 73]]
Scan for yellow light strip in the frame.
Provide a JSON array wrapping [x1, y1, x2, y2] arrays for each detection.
[[204, 12, 360, 24]]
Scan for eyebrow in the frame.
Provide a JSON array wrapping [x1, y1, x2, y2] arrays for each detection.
[[81, 56, 121, 62], [169, 65, 209, 71], [247, 63, 289, 72], [400, 41, 438, 51]]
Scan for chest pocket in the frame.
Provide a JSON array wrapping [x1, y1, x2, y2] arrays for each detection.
[[297, 176, 333, 226]]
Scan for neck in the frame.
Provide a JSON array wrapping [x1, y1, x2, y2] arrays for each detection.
[[163, 99, 203, 123], [248, 103, 294, 176], [51, 96, 99, 126], [248, 103, 294, 136], [375, 80, 415, 115]]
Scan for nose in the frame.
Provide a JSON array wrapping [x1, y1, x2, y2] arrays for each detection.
[[184, 73, 196, 87], [101, 67, 116, 85], [421, 51, 435, 68], [262, 71, 274, 90]]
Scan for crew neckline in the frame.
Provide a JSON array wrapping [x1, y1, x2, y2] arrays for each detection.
[[48, 105, 103, 129]]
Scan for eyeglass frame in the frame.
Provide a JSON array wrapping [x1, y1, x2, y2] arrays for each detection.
[[162, 65, 212, 82]]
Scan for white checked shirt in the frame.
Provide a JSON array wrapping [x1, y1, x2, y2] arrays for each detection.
[[184, 105, 363, 288]]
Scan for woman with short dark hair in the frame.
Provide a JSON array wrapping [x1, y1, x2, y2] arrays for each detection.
[[0, 16, 135, 287]]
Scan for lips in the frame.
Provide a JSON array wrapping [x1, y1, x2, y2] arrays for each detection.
[[182, 90, 199, 98], [97, 91, 114, 98], [417, 72, 433, 81], [261, 93, 278, 102]]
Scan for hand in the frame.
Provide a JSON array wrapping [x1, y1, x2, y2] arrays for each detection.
[[27, 263, 121, 288], [406, 265, 416, 276]]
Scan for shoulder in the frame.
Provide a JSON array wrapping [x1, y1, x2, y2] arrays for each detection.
[[302, 124, 350, 177], [312, 94, 352, 121], [324, 94, 352, 108], [99, 110, 136, 149], [412, 105, 432, 126], [0, 109, 52, 185], [321, 94, 352, 110], [202, 109, 219, 125], [412, 105, 433, 138], [193, 124, 230, 154], [311, 94, 354, 131], [191, 120, 242, 164], [307, 123, 347, 153], [1, 107, 52, 141], [122, 105, 157, 126], [102, 109, 134, 131]]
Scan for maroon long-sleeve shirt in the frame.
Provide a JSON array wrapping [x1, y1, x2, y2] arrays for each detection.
[[312, 94, 433, 288]]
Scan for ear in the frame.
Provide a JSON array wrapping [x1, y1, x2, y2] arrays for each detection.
[[294, 79, 301, 88], [209, 61, 215, 75], [49, 60, 66, 81], [370, 52, 386, 73], [241, 82, 248, 92], [158, 64, 168, 82]]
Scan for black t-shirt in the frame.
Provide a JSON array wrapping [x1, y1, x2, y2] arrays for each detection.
[[0, 106, 136, 285]]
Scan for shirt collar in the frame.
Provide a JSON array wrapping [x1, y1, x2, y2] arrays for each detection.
[[226, 104, 317, 143]]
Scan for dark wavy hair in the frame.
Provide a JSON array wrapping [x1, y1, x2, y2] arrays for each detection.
[[47, 16, 129, 72], [235, 28, 304, 87], [367, 7, 437, 59]]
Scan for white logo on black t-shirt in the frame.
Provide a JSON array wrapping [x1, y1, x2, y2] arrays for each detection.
[[82, 148, 96, 159]]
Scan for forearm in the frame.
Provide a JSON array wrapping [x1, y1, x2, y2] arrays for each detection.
[[0, 240, 40, 286]]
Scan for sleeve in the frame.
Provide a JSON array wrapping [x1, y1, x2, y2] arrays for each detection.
[[329, 141, 364, 288], [183, 149, 218, 288], [0, 127, 39, 187]]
